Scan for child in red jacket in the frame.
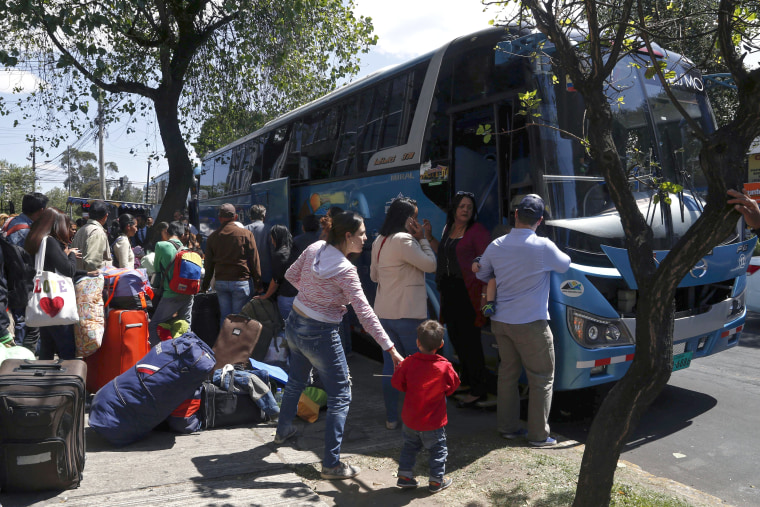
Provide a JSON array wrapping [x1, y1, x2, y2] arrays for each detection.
[[391, 320, 460, 493]]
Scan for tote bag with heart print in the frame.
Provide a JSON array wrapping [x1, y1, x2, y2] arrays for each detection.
[[25, 236, 79, 327]]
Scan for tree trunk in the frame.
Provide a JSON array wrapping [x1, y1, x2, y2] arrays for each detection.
[[573, 280, 674, 506], [153, 88, 194, 225]]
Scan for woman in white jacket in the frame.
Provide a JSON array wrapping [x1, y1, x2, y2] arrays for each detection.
[[370, 197, 437, 429]]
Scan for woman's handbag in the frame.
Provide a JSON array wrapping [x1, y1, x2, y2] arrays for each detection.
[[25, 236, 79, 327]]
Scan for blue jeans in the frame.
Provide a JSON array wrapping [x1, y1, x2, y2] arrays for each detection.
[[38, 324, 75, 360], [216, 280, 252, 328], [11, 307, 40, 353], [277, 295, 295, 322], [276, 311, 350, 468], [398, 425, 448, 481], [380, 318, 424, 423]]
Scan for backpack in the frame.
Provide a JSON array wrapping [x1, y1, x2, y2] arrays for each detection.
[[0, 234, 35, 308], [163, 240, 203, 296]]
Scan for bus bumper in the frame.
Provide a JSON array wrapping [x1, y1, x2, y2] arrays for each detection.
[[554, 306, 744, 391]]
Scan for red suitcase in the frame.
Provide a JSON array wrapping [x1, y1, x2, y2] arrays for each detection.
[[85, 309, 150, 393]]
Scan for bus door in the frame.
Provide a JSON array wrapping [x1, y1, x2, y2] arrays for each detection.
[[250, 177, 291, 229], [451, 103, 517, 234]]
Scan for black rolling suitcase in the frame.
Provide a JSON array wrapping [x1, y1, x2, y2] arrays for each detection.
[[191, 292, 221, 348], [0, 359, 86, 492]]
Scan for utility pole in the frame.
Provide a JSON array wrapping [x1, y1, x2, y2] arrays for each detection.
[[67, 146, 71, 197], [145, 160, 151, 203], [31, 137, 36, 192], [98, 97, 106, 199]]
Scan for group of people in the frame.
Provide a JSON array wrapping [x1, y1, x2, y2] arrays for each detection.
[[8, 187, 758, 493], [268, 190, 574, 494]]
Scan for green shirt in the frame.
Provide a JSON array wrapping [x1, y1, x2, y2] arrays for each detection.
[[154, 238, 184, 299]]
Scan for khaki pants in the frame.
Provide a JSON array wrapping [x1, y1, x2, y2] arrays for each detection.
[[491, 320, 555, 441]]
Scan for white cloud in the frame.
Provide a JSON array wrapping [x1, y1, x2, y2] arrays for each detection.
[[354, 0, 495, 60], [0, 70, 42, 94]]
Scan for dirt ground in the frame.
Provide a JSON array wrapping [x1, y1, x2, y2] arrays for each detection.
[[295, 427, 727, 507]]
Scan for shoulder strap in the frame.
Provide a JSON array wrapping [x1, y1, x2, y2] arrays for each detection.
[[376, 236, 390, 263], [6, 222, 29, 237]]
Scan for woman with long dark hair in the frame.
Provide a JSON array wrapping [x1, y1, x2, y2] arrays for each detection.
[[254, 224, 298, 321], [275, 211, 403, 480], [370, 197, 436, 429], [24, 208, 91, 359], [428, 191, 491, 407]]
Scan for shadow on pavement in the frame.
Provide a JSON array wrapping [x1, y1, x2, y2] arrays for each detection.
[[549, 383, 717, 452]]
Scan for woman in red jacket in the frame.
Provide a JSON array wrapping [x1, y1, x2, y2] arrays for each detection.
[[428, 191, 491, 407]]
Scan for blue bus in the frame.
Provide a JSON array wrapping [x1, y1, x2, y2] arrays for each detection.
[[198, 27, 752, 391]]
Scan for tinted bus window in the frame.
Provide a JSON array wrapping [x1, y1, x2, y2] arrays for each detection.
[[213, 152, 231, 197], [263, 126, 289, 181], [199, 158, 215, 200]]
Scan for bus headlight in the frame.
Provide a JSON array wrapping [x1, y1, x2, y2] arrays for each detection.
[[567, 308, 635, 348], [727, 290, 745, 319]]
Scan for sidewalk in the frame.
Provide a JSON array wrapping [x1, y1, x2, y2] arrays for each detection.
[[0, 353, 729, 506]]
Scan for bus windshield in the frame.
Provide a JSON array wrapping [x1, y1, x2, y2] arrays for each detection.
[[533, 54, 715, 253]]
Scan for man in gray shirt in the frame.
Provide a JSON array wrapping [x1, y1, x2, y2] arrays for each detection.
[[476, 194, 570, 447], [71, 200, 112, 272], [245, 204, 271, 289]]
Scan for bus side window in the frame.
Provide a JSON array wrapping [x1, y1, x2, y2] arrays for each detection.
[[301, 109, 337, 181]]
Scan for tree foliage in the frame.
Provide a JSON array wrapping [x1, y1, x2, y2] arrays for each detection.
[[485, 0, 760, 505], [0, 160, 35, 214], [109, 176, 144, 203], [44, 186, 69, 215], [193, 105, 270, 159], [0, 0, 377, 224], [60, 148, 118, 198]]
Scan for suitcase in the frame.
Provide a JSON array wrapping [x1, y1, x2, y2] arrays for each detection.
[[85, 309, 150, 393], [191, 292, 221, 348], [212, 314, 262, 370], [200, 381, 267, 429], [240, 298, 283, 360], [88, 333, 216, 446], [0, 359, 86, 492]]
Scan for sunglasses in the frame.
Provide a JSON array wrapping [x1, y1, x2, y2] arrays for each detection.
[[456, 191, 475, 198]]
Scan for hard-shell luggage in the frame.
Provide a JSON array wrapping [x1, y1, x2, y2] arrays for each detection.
[[240, 298, 283, 360], [212, 314, 262, 370], [85, 309, 150, 393], [0, 359, 86, 492], [88, 333, 215, 446], [191, 292, 221, 347]]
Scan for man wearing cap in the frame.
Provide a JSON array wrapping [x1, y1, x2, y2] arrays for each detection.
[[475, 194, 571, 447], [201, 203, 262, 326]]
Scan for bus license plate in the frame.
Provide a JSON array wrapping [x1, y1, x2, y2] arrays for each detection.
[[672, 351, 693, 371]]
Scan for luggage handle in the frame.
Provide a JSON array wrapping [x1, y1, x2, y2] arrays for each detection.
[[15, 359, 66, 374]]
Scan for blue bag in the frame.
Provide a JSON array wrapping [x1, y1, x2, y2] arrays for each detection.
[[88, 333, 215, 446]]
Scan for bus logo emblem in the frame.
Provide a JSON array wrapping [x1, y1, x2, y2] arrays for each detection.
[[690, 259, 708, 278], [560, 280, 584, 297]]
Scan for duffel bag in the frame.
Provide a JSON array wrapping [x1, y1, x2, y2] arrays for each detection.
[[88, 333, 215, 446], [101, 265, 154, 311], [200, 365, 278, 429]]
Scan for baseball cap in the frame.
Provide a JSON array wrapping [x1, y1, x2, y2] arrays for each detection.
[[517, 194, 544, 218], [219, 203, 236, 218]]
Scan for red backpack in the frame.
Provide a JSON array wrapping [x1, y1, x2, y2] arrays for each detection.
[[163, 241, 203, 295]]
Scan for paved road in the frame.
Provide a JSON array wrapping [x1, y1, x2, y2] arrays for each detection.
[[551, 313, 760, 507]]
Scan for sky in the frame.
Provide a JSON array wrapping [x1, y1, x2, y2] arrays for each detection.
[[0, 0, 494, 194]]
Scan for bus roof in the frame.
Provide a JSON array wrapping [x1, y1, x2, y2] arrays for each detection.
[[66, 196, 153, 211], [202, 26, 525, 162]]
